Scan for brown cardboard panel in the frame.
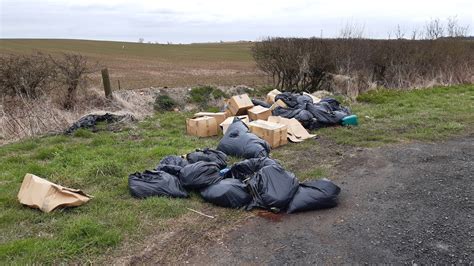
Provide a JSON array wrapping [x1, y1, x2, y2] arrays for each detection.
[[186, 116, 218, 137], [248, 105, 272, 121], [268, 116, 316, 142], [227, 94, 254, 115], [248, 120, 288, 148], [219, 115, 249, 134], [266, 89, 282, 104], [269, 99, 288, 110], [17, 173, 92, 213], [193, 112, 227, 125]]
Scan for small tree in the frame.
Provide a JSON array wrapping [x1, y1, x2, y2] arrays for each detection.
[[50, 53, 91, 110]]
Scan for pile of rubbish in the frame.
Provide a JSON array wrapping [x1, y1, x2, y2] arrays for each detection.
[[19, 89, 350, 215], [186, 89, 358, 146], [129, 89, 353, 214], [129, 148, 340, 213]]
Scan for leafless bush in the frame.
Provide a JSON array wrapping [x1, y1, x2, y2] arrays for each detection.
[[0, 52, 56, 99], [425, 18, 444, 39], [50, 53, 93, 110], [253, 35, 473, 94]]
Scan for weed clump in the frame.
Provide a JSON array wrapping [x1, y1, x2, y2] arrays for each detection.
[[189, 86, 228, 107], [154, 94, 177, 111]]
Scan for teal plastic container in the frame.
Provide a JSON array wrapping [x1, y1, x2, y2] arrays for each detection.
[[341, 115, 358, 126]]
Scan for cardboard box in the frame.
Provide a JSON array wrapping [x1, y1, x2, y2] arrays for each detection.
[[268, 116, 315, 143], [18, 173, 92, 213], [227, 94, 254, 115], [220, 115, 249, 134], [266, 89, 282, 104], [248, 120, 288, 148], [193, 112, 227, 125], [186, 116, 218, 137], [303, 92, 321, 103], [248, 105, 272, 121]]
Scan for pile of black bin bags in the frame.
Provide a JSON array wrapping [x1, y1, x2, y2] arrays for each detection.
[[265, 93, 351, 130], [129, 146, 341, 214]]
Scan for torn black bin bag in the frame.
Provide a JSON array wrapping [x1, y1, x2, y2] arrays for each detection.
[[155, 155, 188, 176], [186, 148, 228, 169], [286, 179, 341, 213], [65, 112, 134, 134], [247, 164, 299, 212], [251, 99, 271, 108], [217, 118, 271, 159], [179, 161, 223, 190], [227, 157, 279, 180], [129, 170, 188, 198], [200, 179, 252, 208]]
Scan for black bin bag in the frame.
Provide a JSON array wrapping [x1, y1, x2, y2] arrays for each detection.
[[226, 158, 297, 211], [247, 164, 299, 212], [200, 179, 252, 208], [286, 179, 341, 214], [227, 157, 279, 180], [186, 148, 228, 169], [179, 161, 223, 190], [217, 118, 271, 159], [129, 170, 188, 198], [155, 155, 188, 176]]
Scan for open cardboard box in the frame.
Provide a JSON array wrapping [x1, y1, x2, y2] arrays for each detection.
[[268, 116, 315, 142], [248, 105, 272, 121], [193, 112, 227, 125], [227, 94, 254, 116], [186, 116, 218, 137], [248, 119, 288, 148]]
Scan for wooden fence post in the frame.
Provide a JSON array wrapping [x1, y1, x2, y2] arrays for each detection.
[[101, 68, 112, 99]]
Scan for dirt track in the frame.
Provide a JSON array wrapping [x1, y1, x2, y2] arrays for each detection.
[[182, 136, 473, 264]]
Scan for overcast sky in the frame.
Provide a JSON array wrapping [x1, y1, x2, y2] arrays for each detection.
[[1, 0, 473, 43]]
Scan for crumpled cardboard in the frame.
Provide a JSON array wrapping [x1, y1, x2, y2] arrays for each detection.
[[17, 173, 92, 213], [220, 115, 249, 134], [268, 116, 316, 142], [248, 120, 288, 148], [186, 116, 218, 137]]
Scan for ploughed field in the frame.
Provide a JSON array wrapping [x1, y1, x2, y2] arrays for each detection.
[[0, 39, 264, 89]]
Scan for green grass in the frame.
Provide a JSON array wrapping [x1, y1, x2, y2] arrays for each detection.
[[0, 85, 473, 263], [0, 112, 220, 264], [317, 85, 474, 146]]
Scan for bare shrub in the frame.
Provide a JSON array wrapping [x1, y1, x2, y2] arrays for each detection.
[[0, 52, 56, 99], [50, 53, 93, 110], [253, 38, 473, 94]]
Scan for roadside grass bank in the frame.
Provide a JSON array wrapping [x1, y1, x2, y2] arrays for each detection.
[[0, 85, 472, 263]]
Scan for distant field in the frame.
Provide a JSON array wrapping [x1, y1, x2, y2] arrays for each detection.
[[0, 39, 265, 89]]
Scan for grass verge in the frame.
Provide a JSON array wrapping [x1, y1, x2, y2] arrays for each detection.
[[0, 85, 472, 263]]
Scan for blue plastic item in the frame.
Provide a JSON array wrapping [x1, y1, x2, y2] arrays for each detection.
[[219, 168, 230, 176], [341, 115, 358, 126]]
